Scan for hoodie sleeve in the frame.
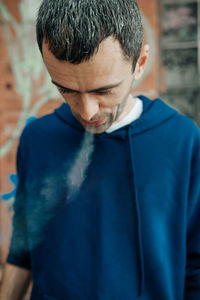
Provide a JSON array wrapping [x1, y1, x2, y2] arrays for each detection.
[[184, 129, 200, 299], [6, 132, 31, 270]]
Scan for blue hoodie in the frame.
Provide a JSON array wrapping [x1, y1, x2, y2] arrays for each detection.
[[7, 96, 200, 300]]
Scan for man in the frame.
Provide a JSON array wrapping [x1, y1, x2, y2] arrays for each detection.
[[0, 0, 200, 299]]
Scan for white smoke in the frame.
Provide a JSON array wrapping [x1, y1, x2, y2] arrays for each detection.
[[9, 130, 95, 254], [67, 131, 95, 202]]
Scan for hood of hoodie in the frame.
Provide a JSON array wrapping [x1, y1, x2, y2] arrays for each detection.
[[54, 95, 178, 138]]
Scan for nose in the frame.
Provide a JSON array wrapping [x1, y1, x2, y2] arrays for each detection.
[[79, 94, 99, 121]]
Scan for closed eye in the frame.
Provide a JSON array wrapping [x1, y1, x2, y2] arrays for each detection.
[[96, 90, 112, 95], [58, 88, 77, 94], [58, 87, 111, 95]]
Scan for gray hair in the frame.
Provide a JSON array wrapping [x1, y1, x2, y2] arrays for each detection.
[[36, 0, 144, 71]]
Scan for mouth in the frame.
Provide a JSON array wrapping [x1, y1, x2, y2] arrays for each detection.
[[82, 117, 106, 127]]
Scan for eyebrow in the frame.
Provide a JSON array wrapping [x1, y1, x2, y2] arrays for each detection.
[[51, 80, 123, 93]]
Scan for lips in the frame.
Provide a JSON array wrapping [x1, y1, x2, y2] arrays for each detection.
[[82, 117, 106, 127]]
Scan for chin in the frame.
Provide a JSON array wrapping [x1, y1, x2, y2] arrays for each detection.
[[83, 123, 109, 134], [84, 127, 106, 134]]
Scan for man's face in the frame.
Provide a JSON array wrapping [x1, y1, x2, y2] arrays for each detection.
[[43, 36, 137, 134]]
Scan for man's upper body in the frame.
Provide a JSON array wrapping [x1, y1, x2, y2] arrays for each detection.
[[4, 95, 200, 300], [0, 0, 200, 299]]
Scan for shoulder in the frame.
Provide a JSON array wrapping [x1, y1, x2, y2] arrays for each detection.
[[20, 109, 72, 146], [22, 112, 58, 136], [171, 112, 200, 142], [156, 97, 200, 142]]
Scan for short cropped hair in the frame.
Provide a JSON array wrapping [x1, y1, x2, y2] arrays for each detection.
[[36, 0, 144, 71]]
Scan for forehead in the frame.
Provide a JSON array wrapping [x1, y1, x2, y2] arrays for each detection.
[[42, 36, 132, 89]]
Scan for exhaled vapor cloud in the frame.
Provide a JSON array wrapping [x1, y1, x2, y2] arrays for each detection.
[[67, 131, 95, 202]]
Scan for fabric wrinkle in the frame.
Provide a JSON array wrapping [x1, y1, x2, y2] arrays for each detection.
[[128, 127, 145, 297]]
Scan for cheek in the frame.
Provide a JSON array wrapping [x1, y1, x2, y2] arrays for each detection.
[[61, 94, 79, 109], [98, 93, 126, 109]]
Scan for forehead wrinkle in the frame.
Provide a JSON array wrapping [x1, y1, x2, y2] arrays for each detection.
[[42, 38, 128, 77]]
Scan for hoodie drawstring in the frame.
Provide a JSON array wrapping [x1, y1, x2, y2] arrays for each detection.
[[128, 127, 144, 297]]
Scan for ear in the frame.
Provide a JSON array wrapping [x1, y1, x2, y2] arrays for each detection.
[[134, 44, 149, 80]]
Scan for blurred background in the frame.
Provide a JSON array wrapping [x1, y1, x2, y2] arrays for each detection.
[[0, 0, 200, 283]]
